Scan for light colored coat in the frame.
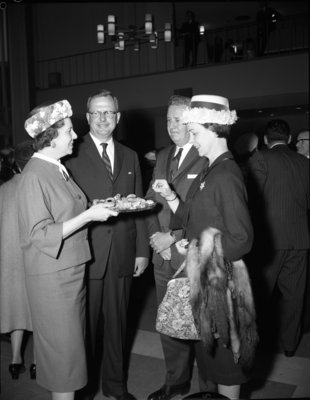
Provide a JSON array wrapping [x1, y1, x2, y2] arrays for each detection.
[[18, 157, 91, 275], [17, 157, 91, 392], [0, 174, 32, 333]]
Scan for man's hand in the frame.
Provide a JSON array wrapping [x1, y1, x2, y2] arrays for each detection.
[[150, 231, 175, 253], [160, 248, 171, 260], [133, 257, 149, 277]]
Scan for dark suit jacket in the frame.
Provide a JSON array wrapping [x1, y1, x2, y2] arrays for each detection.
[[66, 134, 149, 278], [247, 145, 310, 250], [145, 144, 207, 266]]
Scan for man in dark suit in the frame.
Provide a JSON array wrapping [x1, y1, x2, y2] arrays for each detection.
[[145, 95, 207, 400], [247, 119, 310, 357], [66, 89, 149, 400]]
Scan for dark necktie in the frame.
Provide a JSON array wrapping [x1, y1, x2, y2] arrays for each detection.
[[170, 147, 183, 181], [100, 143, 113, 180]]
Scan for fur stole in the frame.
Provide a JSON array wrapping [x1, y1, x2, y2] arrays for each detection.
[[185, 227, 259, 368]]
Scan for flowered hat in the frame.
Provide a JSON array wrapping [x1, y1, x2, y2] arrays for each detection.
[[24, 100, 73, 138], [182, 95, 238, 125]]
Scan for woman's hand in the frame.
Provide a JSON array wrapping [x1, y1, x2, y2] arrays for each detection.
[[152, 179, 173, 198], [88, 203, 119, 221], [62, 203, 118, 239], [175, 239, 189, 256]]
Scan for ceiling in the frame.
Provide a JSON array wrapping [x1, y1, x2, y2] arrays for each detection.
[[172, 2, 309, 120], [173, 1, 309, 30]]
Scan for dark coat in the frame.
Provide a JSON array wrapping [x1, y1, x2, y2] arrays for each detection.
[[247, 145, 310, 250], [172, 151, 253, 262]]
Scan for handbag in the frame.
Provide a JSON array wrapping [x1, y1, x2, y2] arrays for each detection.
[[155, 262, 200, 340]]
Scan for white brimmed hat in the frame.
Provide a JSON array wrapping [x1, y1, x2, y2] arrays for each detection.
[[182, 94, 238, 125]]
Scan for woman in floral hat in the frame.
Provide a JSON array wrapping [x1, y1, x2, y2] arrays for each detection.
[[18, 100, 118, 400]]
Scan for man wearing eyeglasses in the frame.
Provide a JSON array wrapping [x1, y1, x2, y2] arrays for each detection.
[[295, 129, 310, 336], [66, 89, 149, 400], [296, 129, 309, 159]]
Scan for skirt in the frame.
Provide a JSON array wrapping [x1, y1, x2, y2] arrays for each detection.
[[25, 264, 87, 392], [195, 339, 251, 385]]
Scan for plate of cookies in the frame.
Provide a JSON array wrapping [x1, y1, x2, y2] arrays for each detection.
[[92, 194, 156, 213]]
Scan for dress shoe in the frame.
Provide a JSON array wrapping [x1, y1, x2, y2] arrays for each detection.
[[147, 383, 190, 400], [284, 350, 296, 357], [9, 363, 26, 379], [104, 392, 137, 400], [75, 385, 96, 400], [30, 363, 36, 379]]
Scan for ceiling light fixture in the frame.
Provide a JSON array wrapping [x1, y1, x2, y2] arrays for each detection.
[[97, 14, 172, 51]]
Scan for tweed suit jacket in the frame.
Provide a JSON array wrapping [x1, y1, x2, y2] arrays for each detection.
[[247, 145, 310, 249], [145, 144, 207, 266], [17, 158, 91, 275], [65, 134, 149, 278]]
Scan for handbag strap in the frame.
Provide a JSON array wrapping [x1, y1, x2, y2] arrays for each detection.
[[172, 260, 186, 279]]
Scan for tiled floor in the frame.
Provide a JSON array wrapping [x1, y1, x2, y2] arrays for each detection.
[[1, 266, 310, 400]]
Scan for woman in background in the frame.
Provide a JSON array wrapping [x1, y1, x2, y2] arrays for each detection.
[[0, 140, 36, 380]]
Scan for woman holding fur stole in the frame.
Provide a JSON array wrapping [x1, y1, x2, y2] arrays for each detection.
[[152, 95, 257, 400]]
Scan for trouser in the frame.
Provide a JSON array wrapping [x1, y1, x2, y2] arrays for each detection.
[[259, 249, 307, 351], [86, 260, 132, 397]]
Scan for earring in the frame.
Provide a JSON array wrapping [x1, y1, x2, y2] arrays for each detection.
[[51, 142, 56, 148]]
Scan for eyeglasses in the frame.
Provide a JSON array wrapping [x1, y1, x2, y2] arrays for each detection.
[[88, 110, 117, 119], [297, 139, 310, 144]]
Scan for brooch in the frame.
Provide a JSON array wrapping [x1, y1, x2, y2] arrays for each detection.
[[200, 182, 205, 190]]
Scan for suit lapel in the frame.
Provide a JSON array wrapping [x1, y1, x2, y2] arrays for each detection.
[[84, 134, 112, 179], [113, 140, 124, 182], [166, 146, 176, 181], [171, 146, 200, 182]]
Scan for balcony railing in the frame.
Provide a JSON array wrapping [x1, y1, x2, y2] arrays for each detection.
[[36, 13, 308, 90]]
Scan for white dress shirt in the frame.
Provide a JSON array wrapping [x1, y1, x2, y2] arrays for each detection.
[[32, 152, 70, 180], [90, 133, 115, 173], [174, 142, 193, 168]]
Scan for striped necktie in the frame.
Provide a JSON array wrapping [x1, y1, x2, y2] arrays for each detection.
[[170, 147, 183, 181], [100, 143, 113, 180]]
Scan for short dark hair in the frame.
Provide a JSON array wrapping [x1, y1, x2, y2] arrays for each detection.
[[265, 119, 290, 142], [86, 89, 119, 112], [168, 95, 191, 107], [202, 123, 231, 139]]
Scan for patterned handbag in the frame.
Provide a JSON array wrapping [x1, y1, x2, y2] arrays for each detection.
[[155, 263, 200, 340]]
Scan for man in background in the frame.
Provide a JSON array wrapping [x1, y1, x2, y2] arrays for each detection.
[[296, 129, 309, 159], [247, 119, 309, 357], [179, 10, 201, 67], [295, 128, 310, 332]]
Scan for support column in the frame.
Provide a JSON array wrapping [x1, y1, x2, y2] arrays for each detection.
[[7, 3, 31, 144]]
